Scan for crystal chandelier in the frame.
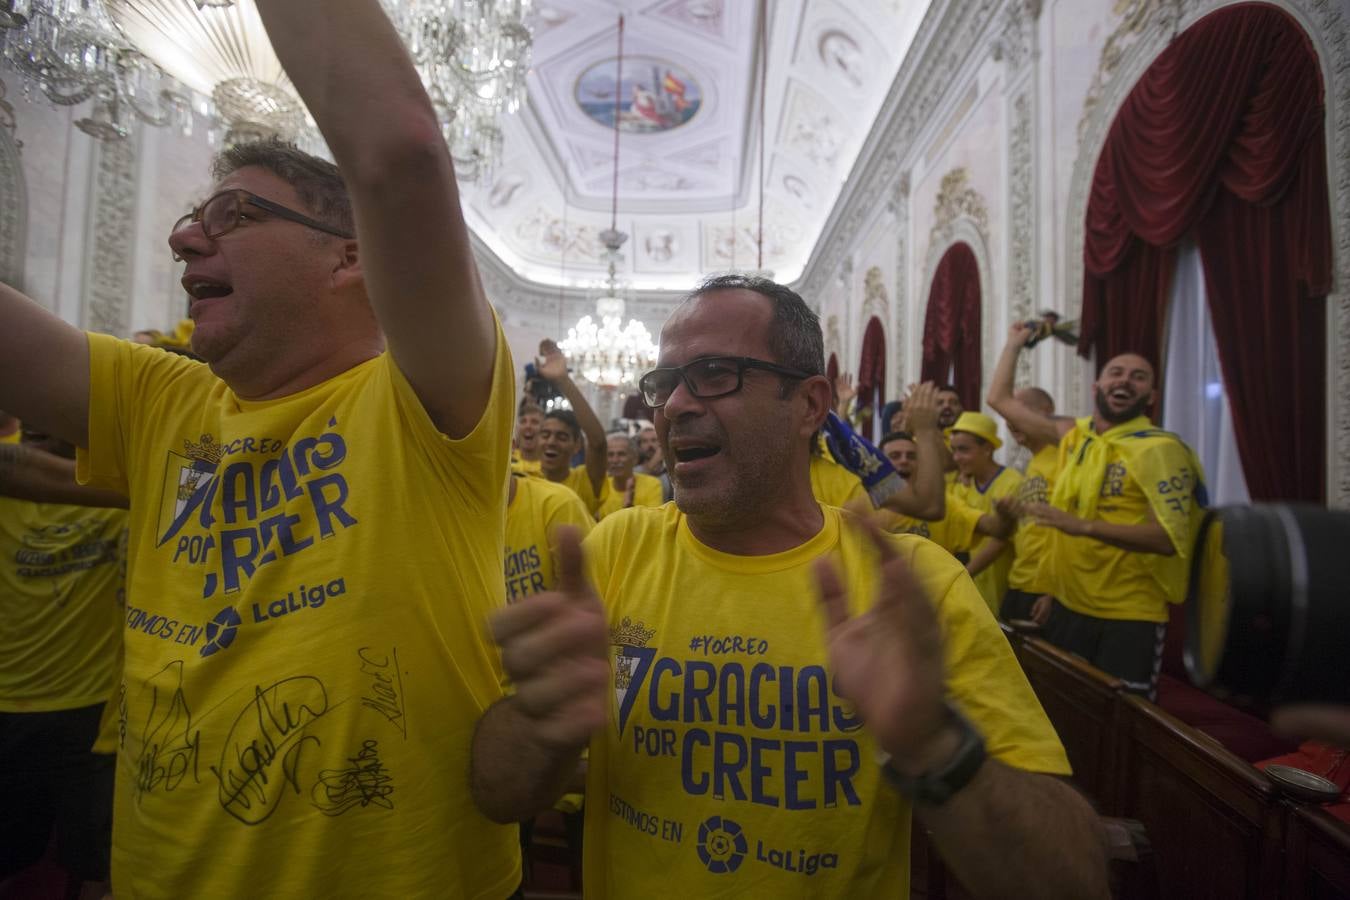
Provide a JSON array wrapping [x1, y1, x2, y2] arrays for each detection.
[[0, 0, 533, 179], [558, 14, 657, 391], [561, 231, 657, 390], [0, 0, 198, 141]]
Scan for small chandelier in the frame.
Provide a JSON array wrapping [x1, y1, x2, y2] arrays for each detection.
[[561, 228, 657, 390], [558, 14, 657, 391], [0, 0, 533, 179]]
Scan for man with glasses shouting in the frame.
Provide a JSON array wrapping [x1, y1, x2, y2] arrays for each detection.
[[474, 275, 1110, 898], [0, 2, 522, 898]]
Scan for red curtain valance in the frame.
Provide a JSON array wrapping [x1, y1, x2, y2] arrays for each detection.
[[921, 242, 982, 410], [1079, 3, 1330, 502]]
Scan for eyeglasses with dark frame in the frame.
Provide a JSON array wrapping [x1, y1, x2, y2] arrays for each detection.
[[170, 189, 354, 261], [637, 356, 816, 409]]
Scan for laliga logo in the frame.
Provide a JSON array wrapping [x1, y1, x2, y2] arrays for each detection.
[[200, 606, 241, 657], [696, 816, 747, 875]]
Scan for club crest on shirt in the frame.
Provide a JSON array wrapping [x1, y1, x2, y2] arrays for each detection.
[[610, 617, 657, 736], [156, 435, 223, 548]]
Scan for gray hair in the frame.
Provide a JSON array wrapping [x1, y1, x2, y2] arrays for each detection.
[[212, 138, 354, 237], [684, 274, 825, 378]]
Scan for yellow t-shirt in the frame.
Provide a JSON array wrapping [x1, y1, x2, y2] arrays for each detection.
[[596, 472, 665, 520], [0, 429, 19, 444], [0, 498, 126, 712], [505, 475, 596, 602], [549, 464, 600, 516], [809, 455, 868, 509], [950, 467, 1024, 614], [1051, 439, 1175, 623], [581, 504, 1069, 898], [76, 328, 520, 899], [511, 453, 543, 478], [888, 491, 983, 558], [1007, 447, 1058, 595]]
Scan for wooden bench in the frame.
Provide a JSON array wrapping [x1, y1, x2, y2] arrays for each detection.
[[1015, 635, 1127, 812]]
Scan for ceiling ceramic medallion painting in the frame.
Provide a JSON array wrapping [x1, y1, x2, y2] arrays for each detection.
[[575, 56, 703, 134]]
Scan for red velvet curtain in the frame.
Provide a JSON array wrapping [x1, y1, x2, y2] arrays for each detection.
[[1079, 3, 1330, 502], [857, 317, 886, 440], [921, 242, 982, 410]]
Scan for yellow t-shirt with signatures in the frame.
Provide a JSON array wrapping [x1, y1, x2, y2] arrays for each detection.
[[76, 326, 520, 900]]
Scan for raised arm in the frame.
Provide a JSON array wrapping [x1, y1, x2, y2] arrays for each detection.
[[0, 287, 90, 448], [0, 442, 128, 508], [880, 383, 945, 521], [986, 324, 1073, 447], [254, 1, 496, 438], [537, 340, 607, 497]]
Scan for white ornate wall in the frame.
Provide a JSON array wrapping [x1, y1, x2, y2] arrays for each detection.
[[0, 61, 218, 338], [794, 0, 1350, 504]]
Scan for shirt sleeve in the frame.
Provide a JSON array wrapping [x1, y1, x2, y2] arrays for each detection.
[[382, 313, 515, 513], [903, 536, 1072, 775], [76, 333, 205, 494]]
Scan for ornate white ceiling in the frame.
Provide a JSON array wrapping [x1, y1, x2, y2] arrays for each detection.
[[462, 0, 929, 292]]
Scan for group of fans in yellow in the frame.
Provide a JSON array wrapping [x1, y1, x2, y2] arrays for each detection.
[[0, 3, 1211, 898]]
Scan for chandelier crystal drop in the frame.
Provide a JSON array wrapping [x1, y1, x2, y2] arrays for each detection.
[[0, 0, 533, 179], [1, 0, 197, 141]]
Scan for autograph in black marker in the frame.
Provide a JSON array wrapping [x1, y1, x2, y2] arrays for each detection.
[[209, 676, 329, 825], [311, 739, 394, 816]]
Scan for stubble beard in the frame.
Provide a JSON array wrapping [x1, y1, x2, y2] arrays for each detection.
[[1094, 388, 1149, 425]]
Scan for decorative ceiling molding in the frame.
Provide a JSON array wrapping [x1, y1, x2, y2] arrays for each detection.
[[990, 0, 1043, 74], [1007, 89, 1035, 390], [890, 171, 911, 390], [794, 0, 1005, 307], [862, 265, 889, 323], [473, 232, 684, 324], [929, 167, 990, 252], [1063, 0, 1350, 507]]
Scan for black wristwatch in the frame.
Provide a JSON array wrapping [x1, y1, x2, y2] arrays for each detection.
[[880, 703, 987, 806]]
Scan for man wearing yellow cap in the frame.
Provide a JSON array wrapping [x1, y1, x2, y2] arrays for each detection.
[[987, 326, 1206, 698], [946, 412, 1023, 613]]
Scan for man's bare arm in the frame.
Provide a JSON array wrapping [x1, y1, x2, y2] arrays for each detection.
[[986, 325, 1073, 447], [965, 537, 1007, 577], [918, 763, 1110, 900], [254, 1, 496, 438], [881, 383, 945, 521], [0, 443, 128, 508], [1027, 503, 1175, 555], [0, 285, 89, 447], [537, 341, 607, 496]]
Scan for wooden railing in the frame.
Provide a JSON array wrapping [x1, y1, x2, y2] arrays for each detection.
[[954, 628, 1350, 900]]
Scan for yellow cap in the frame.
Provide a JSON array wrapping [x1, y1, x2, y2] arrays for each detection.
[[945, 411, 1003, 450]]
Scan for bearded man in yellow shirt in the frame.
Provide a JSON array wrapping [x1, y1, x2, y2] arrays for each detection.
[[988, 326, 1206, 699], [0, 2, 524, 896], [474, 275, 1108, 899]]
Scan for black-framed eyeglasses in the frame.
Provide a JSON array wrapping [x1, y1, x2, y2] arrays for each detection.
[[637, 356, 815, 408], [170, 189, 354, 261]]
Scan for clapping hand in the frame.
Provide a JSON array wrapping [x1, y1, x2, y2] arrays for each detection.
[[814, 512, 954, 772]]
